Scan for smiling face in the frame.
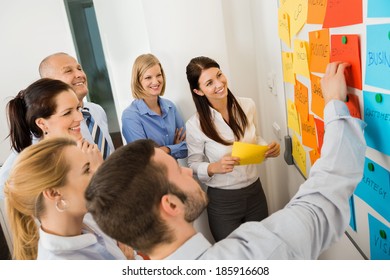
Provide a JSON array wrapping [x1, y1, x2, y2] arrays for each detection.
[[140, 64, 164, 98], [195, 67, 228, 104], [37, 90, 83, 141], [44, 54, 89, 102]]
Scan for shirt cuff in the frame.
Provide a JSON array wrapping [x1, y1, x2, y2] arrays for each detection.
[[167, 143, 186, 158], [324, 100, 350, 125], [197, 162, 213, 183]]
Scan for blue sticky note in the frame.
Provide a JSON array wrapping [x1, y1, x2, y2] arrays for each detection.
[[368, 214, 390, 259], [363, 90, 390, 156], [355, 158, 390, 222], [368, 0, 390, 18], [365, 24, 390, 90], [349, 196, 357, 231]]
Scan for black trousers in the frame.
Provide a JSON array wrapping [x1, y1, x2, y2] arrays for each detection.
[[207, 178, 268, 242]]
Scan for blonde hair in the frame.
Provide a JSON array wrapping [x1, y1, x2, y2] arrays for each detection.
[[4, 137, 76, 259], [131, 53, 166, 99]]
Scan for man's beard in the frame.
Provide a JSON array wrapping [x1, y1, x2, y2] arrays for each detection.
[[184, 189, 209, 223]]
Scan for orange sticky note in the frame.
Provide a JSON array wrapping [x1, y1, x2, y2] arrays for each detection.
[[293, 39, 310, 78], [330, 34, 362, 90], [301, 114, 318, 149], [310, 73, 325, 119], [282, 52, 295, 84], [323, 0, 363, 28], [314, 118, 325, 152], [287, 99, 301, 135], [292, 134, 307, 177], [307, 0, 327, 24], [346, 93, 362, 119], [294, 79, 309, 120], [309, 29, 330, 73], [310, 148, 321, 166], [278, 8, 291, 48]]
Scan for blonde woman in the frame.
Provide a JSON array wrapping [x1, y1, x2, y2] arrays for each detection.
[[4, 137, 126, 260], [121, 53, 187, 160]]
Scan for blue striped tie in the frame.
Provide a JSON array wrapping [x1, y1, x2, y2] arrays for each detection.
[[82, 108, 110, 159]]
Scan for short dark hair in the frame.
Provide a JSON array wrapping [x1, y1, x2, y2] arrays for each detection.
[[85, 139, 178, 254]]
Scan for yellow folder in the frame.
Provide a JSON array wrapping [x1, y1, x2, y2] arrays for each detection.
[[231, 141, 268, 165]]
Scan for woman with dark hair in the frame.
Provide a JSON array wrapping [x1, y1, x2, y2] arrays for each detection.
[[0, 78, 136, 259], [185, 56, 280, 241], [0, 78, 102, 199]]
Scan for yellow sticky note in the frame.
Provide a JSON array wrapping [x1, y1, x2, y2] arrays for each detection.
[[293, 39, 310, 78], [292, 134, 307, 177], [231, 142, 268, 165], [287, 99, 301, 135], [279, 0, 289, 8], [282, 52, 295, 84], [284, 0, 308, 38], [278, 8, 291, 48]]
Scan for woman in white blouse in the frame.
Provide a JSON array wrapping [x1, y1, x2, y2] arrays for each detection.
[[185, 56, 280, 241]]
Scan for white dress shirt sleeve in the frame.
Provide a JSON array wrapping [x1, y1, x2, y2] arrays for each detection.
[[186, 116, 213, 183]]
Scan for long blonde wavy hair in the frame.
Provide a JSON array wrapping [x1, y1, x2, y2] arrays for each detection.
[[4, 137, 76, 259]]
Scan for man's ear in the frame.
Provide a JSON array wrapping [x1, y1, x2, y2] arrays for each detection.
[[160, 194, 181, 217], [193, 89, 204, 96]]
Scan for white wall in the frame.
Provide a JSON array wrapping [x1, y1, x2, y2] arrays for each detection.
[[92, 0, 150, 128], [250, 0, 303, 214], [93, 0, 261, 125], [0, 0, 77, 165], [0, 0, 362, 259]]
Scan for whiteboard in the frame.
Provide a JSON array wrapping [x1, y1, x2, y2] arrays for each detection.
[[278, 0, 390, 259]]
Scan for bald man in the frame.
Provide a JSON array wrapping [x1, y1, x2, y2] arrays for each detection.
[[39, 52, 114, 158]]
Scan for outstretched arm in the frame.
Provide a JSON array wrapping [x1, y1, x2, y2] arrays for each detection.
[[262, 62, 366, 259]]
